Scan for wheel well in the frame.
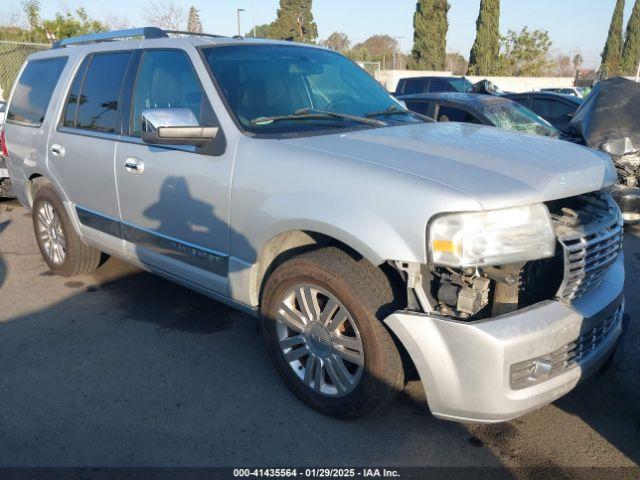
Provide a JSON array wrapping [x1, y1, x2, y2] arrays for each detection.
[[255, 230, 414, 379], [255, 230, 406, 310], [27, 174, 49, 207]]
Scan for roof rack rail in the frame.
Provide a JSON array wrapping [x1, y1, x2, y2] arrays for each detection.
[[52, 27, 168, 49], [163, 30, 227, 39]]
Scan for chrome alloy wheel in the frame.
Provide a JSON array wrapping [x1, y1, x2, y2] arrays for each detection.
[[275, 284, 364, 397], [36, 200, 66, 265]]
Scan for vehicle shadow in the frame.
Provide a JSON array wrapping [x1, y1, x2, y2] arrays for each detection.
[[0, 207, 12, 289], [0, 183, 507, 471], [0, 265, 506, 471]]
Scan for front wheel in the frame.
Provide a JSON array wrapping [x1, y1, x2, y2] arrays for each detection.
[[260, 247, 405, 419]]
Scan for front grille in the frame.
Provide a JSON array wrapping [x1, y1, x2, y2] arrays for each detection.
[[550, 192, 623, 302], [510, 303, 623, 389]]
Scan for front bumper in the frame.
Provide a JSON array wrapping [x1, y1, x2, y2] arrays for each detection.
[[384, 254, 625, 423]]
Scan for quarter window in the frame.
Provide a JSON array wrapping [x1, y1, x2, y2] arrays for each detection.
[[7, 57, 67, 126], [64, 52, 131, 133], [130, 50, 215, 136]]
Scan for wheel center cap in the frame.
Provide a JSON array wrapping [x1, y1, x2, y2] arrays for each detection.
[[305, 324, 332, 357]]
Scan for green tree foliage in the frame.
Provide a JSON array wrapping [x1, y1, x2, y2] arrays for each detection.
[[351, 35, 399, 61], [499, 27, 552, 76], [411, 0, 450, 70], [245, 23, 273, 38], [601, 0, 625, 77], [269, 0, 318, 43], [468, 0, 501, 75], [187, 6, 203, 33], [321, 32, 351, 53], [21, 0, 40, 30], [41, 8, 107, 40], [621, 0, 640, 75], [445, 52, 469, 74]]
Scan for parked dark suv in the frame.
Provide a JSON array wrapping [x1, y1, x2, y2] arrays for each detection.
[[503, 91, 582, 132], [394, 76, 472, 96]]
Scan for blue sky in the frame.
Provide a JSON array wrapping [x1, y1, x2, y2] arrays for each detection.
[[6, 0, 637, 68]]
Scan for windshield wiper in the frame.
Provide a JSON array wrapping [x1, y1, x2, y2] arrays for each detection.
[[365, 106, 434, 122], [250, 108, 386, 127]]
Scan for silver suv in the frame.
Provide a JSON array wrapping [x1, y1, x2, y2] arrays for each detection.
[[2, 28, 626, 422]]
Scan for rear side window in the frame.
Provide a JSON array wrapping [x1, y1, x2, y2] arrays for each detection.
[[532, 98, 575, 118], [64, 52, 131, 133], [405, 100, 433, 117], [63, 57, 90, 128], [402, 78, 429, 95], [508, 96, 531, 109], [427, 79, 452, 93], [7, 57, 67, 126], [130, 49, 215, 136], [436, 105, 470, 122]]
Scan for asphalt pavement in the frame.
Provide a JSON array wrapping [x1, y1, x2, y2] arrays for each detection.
[[0, 197, 639, 477]]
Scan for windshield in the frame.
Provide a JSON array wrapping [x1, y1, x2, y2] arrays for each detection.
[[484, 101, 560, 137], [450, 78, 473, 92], [202, 45, 423, 135]]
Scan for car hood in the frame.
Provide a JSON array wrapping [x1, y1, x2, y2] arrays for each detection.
[[282, 122, 613, 210]]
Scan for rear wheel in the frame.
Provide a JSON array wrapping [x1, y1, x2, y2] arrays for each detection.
[[32, 184, 102, 277], [261, 247, 405, 419]]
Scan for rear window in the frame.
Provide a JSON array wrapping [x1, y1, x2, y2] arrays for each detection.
[[7, 57, 67, 127]]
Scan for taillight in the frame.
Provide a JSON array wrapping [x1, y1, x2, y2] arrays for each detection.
[[1, 128, 7, 157]]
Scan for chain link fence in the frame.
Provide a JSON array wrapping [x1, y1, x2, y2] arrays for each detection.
[[0, 40, 50, 100]]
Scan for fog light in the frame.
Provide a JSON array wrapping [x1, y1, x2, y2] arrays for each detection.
[[529, 359, 552, 380], [510, 355, 555, 389]]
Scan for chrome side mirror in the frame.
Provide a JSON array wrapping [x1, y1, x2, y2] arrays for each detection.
[[141, 108, 218, 147]]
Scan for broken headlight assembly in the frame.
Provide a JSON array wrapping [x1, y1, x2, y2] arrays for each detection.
[[422, 204, 560, 320], [428, 204, 556, 268]]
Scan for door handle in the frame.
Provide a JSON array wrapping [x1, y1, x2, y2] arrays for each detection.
[[50, 144, 65, 157], [124, 157, 145, 175]]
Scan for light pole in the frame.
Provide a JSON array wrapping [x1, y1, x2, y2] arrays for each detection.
[[636, 59, 640, 83], [392, 36, 406, 70], [252, 0, 256, 37], [237, 8, 245, 37]]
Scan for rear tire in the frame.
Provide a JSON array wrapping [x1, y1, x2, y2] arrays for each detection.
[[32, 184, 102, 277], [260, 247, 405, 419]]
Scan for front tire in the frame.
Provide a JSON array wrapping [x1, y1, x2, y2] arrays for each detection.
[[32, 184, 102, 277], [261, 247, 405, 419]]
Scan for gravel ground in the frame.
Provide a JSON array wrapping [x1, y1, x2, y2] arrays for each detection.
[[0, 198, 638, 477]]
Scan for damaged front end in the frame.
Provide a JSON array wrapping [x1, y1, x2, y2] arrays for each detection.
[[568, 77, 640, 223], [396, 191, 623, 322], [603, 138, 640, 223]]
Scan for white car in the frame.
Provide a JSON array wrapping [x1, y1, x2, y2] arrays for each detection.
[[541, 87, 584, 98]]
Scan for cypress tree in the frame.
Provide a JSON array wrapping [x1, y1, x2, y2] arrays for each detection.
[[467, 0, 501, 75], [412, 0, 450, 70], [601, 0, 625, 77], [270, 0, 318, 43], [187, 6, 202, 33], [621, 0, 640, 75]]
